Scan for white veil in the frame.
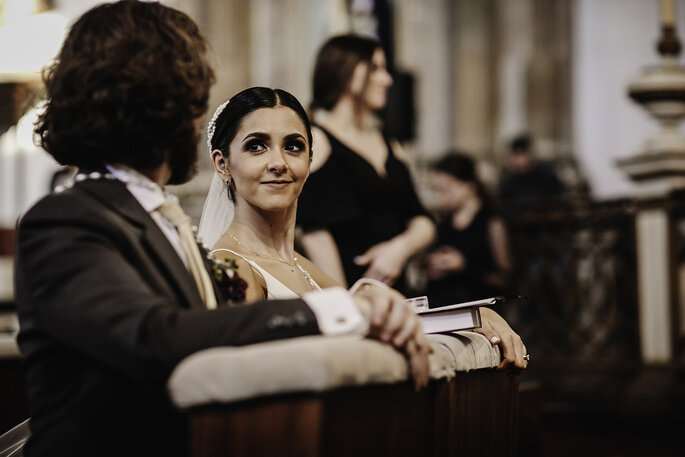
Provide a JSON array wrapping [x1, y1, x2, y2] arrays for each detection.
[[197, 172, 234, 248], [197, 100, 233, 248]]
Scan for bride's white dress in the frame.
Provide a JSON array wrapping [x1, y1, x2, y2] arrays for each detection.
[[211, 248, 321, 299], [200, 173, 324, 299]]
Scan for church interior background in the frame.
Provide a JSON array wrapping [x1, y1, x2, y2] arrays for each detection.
[[1, 0, 685, 456]]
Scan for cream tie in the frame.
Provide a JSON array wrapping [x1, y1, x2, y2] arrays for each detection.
[[158, 198, 217, 309]]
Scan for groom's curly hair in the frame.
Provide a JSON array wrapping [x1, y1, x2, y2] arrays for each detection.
[[35, 0, 215, 184]]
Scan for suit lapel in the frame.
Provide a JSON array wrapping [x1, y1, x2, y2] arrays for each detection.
[[78, 179, 206, 310]]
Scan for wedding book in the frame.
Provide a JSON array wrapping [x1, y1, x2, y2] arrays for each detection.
[[408, 296, 501, 334]]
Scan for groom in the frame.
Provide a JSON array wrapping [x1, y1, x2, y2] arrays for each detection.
[[13, 2, 429, 457]]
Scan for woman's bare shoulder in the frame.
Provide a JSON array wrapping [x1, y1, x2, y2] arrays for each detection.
[[310, 126, 332, 172]]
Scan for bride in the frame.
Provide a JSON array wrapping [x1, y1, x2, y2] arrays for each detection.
[[198, 87, 528, 368], [199, 87, 336, 301]]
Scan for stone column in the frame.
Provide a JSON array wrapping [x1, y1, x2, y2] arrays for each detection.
[[249, 0, 341, 104], [452, 0, 494, 159], [618, 1, 685, 364], [635, 208, 674, 363], [165, 0, 253, 221], [394, 0, 454, 162], [495, 0, 534, 150]]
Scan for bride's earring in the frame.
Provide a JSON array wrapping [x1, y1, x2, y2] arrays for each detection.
[[224, 175, 232, 186]]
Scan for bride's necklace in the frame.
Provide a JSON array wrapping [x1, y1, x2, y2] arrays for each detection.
[[230, 234, 294, 265], [229, 235, 318, 290]]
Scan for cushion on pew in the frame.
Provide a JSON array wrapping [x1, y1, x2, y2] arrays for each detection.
[[167, 331, 501, 409]]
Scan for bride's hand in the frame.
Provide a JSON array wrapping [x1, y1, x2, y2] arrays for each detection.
[[352, 286, 431, 390], [474, 307, 527, 369]]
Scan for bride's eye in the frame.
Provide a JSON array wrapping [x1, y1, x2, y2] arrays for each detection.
[[284, 140, 306, 153], [244, 140, 266, 153]]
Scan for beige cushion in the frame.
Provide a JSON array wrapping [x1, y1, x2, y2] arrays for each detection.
[[427, 331, 503, 373], [168, 332, 500, 409]]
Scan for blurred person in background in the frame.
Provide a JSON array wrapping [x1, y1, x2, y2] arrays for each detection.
[[297, 34, 435, 295], [423, 152, 513, 307], [498, 133, 564, 208]]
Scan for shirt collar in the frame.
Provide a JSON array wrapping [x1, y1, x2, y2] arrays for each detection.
[[106, 164, 167, 213]]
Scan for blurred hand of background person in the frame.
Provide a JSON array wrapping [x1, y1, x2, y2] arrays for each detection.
[[354, 214, 436, 286], [354, 238, 409, 285], [423, 245, 466, 280]]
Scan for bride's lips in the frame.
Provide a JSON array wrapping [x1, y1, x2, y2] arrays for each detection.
[[261, 180, 293, 189]]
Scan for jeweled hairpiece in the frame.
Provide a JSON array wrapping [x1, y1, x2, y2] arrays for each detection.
[[206, 99, 230, 153]]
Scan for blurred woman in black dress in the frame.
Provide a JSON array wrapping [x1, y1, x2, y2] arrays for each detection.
[[297, 34, 435, 294]]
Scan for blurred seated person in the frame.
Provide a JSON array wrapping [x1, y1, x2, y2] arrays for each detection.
[[423, 152, 513, 307], [497, 133, 564, 207]]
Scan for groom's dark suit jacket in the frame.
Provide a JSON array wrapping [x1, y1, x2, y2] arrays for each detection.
[[14, 178, 321, 457]]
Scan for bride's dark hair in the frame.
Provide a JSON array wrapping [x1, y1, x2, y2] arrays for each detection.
[[211, 87, 312, 154], [209, 87, 313, 201]]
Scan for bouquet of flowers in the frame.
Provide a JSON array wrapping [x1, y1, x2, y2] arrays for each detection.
[[210, 256, 248, 305]]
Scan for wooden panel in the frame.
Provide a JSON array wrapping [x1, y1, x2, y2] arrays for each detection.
[[320, 383, 431, 457], [188, 395, 323, 457], [438, 370, 519, 457]]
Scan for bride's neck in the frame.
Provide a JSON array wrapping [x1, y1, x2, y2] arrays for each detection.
[[229, 204, 297, 261]]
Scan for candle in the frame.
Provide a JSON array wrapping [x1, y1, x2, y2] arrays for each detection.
[[662, 0, 676, 27]]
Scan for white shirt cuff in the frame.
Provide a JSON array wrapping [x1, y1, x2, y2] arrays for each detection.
[[302, 287, 368, 336]]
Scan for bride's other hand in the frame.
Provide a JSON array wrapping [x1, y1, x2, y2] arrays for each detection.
[[475, 307, 527, 369], [352, 286, 431, 390]]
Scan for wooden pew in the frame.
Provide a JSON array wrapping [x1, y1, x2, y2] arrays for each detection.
[[168, 333, 520, 457]]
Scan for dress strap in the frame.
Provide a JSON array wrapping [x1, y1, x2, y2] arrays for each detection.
[[211, 248, 250, 265], [211, 248, 299, 299]]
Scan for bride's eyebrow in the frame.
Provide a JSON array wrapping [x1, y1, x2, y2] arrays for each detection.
[[283, 133, 306, 143], [242, 132, 270, 142]]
